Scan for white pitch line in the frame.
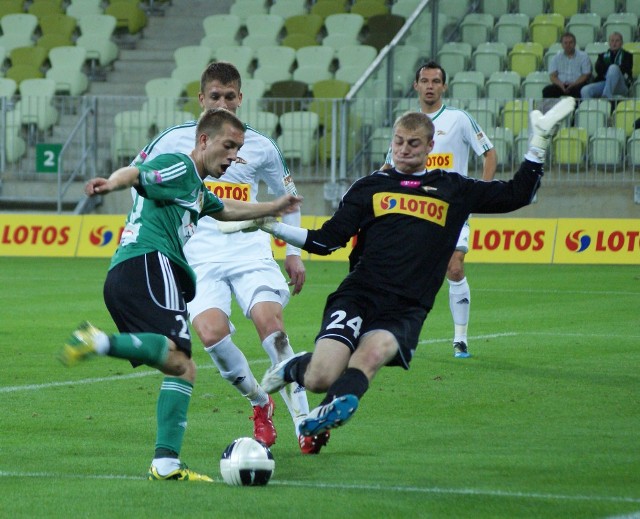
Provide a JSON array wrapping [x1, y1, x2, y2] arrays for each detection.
[[5, 329, 638, 394], [0, 471, 638, 504]]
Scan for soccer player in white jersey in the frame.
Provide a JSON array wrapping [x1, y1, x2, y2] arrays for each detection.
[[134, 62, 326, 454], [385, 60, 497, 359]]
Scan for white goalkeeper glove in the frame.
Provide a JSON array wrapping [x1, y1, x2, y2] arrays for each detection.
[[216, 217, 278, 234], [527, 96, 576, 162]]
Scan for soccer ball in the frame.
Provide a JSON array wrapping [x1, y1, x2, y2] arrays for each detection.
[[220, 437, 275, 486]]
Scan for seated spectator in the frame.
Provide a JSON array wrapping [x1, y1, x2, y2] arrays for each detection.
[[581, 32, 633, 100], [543, 32, 591, 99]]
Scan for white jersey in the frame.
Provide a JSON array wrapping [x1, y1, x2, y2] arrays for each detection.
[[386, 104, 493, 176], [135, 121, 301, 266]]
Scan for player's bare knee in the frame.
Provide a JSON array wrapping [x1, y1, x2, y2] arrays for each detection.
[[193, 310, 229, 346]]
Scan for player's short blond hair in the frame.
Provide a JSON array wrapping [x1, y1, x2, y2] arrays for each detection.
[[394, 111, 435, 141]]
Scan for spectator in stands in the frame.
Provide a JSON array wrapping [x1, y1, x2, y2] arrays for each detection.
[[580, 32, 633, 100], [543, 32, 591, 99]]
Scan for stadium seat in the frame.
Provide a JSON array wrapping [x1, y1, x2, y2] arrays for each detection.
[[336, 45, 377, 73], [296, 46, 336, 74], [201, 14, 241, 44], [278, 110, 320, 165], [391, 0, 421, 18], [624, 0, 640, 14], [501, 99, 529, 135], [0, 0, 24, 17], [438, 0, 472, 19], [589, 127, 625, 168], [473, 42, 508, 79], [45, 46, 89, 95], [28, 1, 64, 16], [553, 127, 588, 166], [459, 13, 494, 48], [509, 42, 544, 78], [253, 67, 293, 89], [612, 100, 640, 138], [350, 0, 389, 20], [243, 110, 279, 137], [0, 14, 38, 53], [256, 45, 296, 76], [293, 65, 333, 86], [574, 101, 609, 138], [566, 14, 602, 48], [111, 109, 153, 166], [14, 78, 59, 132], [242, 14, 285, 51], [530, 16, 563, 50], [309, 0, 348, 19], [362, 14, 405, 52], [390, 44, 420, 93], [324, 13, 364, 48], [76, 25, 120, 77], [623, 42, 640, 80], [627, 129, 640, 168], [282, 33, 319, 50], [550, 0, 582, 18], [448, 71, 485, 100], [369, 126, 394, 163], [269, 0, 307, 18], [602, 13, 638, 43], [104, 0, 147, 35], [214, 46, 254, 76], [309, 78, 350, 126], [284, 14, 324, 39], [514, 0, 546, 19], [171, 45, 213, 90], [494, 13, 530, 50], [142, 77, 184, 123], [522, 70, 552, 99], [481, 0, 511, 18], [486, 71, 521, 101], [466, 100, 498, 130], [240, 78, 267, 101], [586, 0, 618, 18], [67, 1, 103, 18], [438, 42, 472, 80], [229, 0, 267, 23], [264, 79, 308, 115], [486, 127, 514, 167]]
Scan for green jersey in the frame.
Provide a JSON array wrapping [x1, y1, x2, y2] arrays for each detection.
[[109, 153, 224, 292]]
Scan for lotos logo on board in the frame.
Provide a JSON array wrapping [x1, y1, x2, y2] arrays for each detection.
[[89, 226, 114, 247], [380, 195, 397, 210], [373, 192, 448, 225], [565, 230, 591, 252], [204, 181, 250, 201]]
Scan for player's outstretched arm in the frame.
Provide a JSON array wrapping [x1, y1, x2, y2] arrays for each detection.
[[214, 194, 302, 222], [85, 166, 140, 196]]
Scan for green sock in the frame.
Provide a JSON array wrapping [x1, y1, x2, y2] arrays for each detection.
[[107, 333, 169, 367], [155, 377, 192, 458]]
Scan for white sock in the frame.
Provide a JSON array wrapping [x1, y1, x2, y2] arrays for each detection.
[[151, 457, 181, 475], [262, 331, 310, 434], [94, 332, 110, 355], [205, 335, 268, 407], [448, 277, 470, 343]]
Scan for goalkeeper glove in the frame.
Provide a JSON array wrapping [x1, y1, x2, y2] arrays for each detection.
[[527, 96, 576, 162]]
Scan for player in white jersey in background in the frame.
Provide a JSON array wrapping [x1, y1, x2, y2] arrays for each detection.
[[134, 62, 326, 454], [385, 60, 497, 359]]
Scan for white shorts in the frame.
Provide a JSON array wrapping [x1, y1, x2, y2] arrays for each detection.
[[456, 220, 470, 253], [187, 258, 290, 325]]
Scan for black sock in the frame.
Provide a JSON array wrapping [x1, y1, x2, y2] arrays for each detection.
[[285, 352, 313, 385], [321, 367, 369, 406]]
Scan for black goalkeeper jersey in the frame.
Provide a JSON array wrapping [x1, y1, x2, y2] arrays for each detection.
[[303, 160, 543, 309]]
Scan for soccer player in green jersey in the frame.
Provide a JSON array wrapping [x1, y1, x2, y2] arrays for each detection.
[[59, 108, 301, 482]]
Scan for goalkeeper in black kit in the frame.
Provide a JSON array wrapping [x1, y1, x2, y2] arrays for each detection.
[[224, 98, 576, 444]]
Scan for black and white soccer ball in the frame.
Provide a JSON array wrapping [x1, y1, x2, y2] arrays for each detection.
[[220, 437, 275, 486]]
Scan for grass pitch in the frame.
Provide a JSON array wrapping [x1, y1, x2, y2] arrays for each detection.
[[0, 258, 639, 518]]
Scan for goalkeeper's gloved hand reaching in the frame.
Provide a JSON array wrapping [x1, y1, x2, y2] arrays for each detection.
[[527, 96, 576, 162]]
